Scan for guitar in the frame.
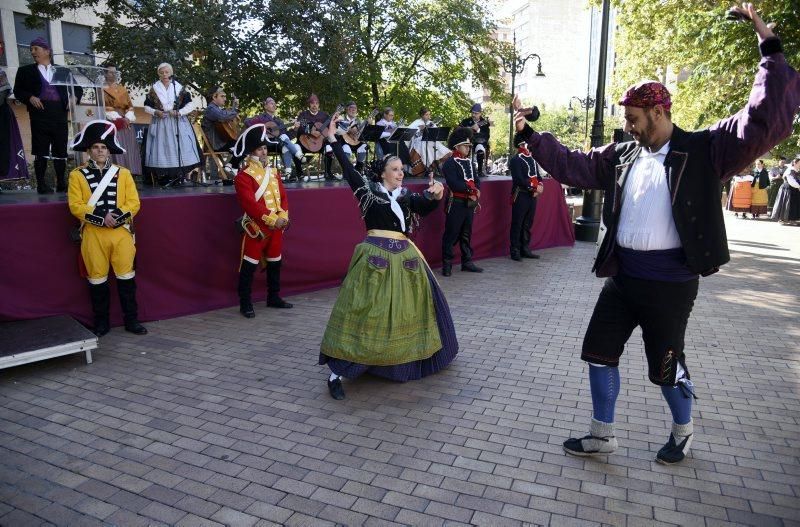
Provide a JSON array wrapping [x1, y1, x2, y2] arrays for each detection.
[[470, 118, 490, 144], [298, 104, 344, 152], [343, 108, 380, 147], [263, 119, 298, 140], [212, 95, 241, 142]]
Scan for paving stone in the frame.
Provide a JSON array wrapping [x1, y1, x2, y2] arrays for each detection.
[[0, 216, 798, 527]]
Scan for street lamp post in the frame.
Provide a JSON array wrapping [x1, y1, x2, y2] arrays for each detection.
[[574, 0, 611, 242], [502, 31, 545, 154], [568, 95, 595, 143]]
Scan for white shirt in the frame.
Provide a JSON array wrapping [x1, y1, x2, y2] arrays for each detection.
[[37, 63, 55, 83], [144, 81, 195, 116], [616, 141, 682, 251]]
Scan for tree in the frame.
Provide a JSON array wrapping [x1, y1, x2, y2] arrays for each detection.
[[26, 0, 508, 120], [605, 0, 800, 157]]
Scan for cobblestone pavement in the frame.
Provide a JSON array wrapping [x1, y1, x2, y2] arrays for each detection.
[[1, 212, 798, 527]]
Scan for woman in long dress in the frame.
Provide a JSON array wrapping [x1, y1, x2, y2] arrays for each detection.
[[771, 156, 800, 224], [749, 160, 770, 218], [319, 113, 459, 400], [407, 107, 450, 176], [143, 63, 201, 184], [102, 63, 142, 175], [0, 68, 28, 184]]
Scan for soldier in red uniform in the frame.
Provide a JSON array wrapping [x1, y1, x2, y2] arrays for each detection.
[[232, 124, 293, 318]]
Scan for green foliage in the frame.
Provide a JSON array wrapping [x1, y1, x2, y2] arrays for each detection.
[[25, 0, 507, 121], [605, 0, 800, 157]]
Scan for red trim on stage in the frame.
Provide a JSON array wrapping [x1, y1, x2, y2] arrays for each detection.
[[0, 178, 574, 326]]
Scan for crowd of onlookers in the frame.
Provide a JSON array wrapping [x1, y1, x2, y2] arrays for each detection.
[[725, 155, 800, 225]]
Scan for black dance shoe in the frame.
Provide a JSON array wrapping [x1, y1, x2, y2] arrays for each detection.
[[267, 296, 293, 309], [521, 247, 540, 259], [240, 301, 255, 318], [125, 321, 148, 335], [510, 249, 522, 261], [442, 263, 452, 277], [328, 378, 345, 400], [93, 322, 110, 338], [461, 262, 484, 273]]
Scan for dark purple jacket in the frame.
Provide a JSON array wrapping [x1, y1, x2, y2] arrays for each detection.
[[519, 38, 800, 277]]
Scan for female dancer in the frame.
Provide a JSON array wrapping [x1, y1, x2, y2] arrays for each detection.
[[319, 113, 459, 400]]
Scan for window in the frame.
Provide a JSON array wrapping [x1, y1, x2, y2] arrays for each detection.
[[14, 13, 50, 66], [62, 22, 94, 65]]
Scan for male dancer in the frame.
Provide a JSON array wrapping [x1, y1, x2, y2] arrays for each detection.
[[512, 3, 799, 464]]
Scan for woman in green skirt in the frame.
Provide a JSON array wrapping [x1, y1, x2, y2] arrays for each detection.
[[320, 114, 459, 400]]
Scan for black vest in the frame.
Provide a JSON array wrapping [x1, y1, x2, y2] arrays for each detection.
[[595, 125, 728, 278]]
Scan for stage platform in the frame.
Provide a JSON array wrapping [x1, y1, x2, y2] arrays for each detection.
[[0, 176, 575, 327]]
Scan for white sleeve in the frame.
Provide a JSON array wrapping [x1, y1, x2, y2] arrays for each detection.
[[178, 99, 195, 116], [125, 110, 136, 122], [105, 110, 122, 120], [788, 174, 800, 189], [144, 104, 156, 116]]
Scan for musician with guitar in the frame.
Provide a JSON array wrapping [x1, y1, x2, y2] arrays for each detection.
[[245, 97, 306, 182], [460, 103, 491, 178], [375, 107, 398, 158], [294, 94, 331, 179], [331, 101, 371, 173], [200, 86, 239, 183]]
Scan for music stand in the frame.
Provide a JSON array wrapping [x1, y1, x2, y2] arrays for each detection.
[[421, 127, 450, 171], [389, 128, 416, 165], [359, 125, 386, 162]]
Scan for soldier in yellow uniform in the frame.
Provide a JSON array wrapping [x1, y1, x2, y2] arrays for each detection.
[[232, 124, 293, 317], [67, 120, 147, 336]]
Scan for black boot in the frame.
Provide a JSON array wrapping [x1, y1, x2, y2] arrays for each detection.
[[324, 155, 335, 180], [293, 158, 304, 181], [117, 278, 147, 334], [54, 160, 67, 192], [34, 158, 53, 194], [510, 248, 522, 261], [476, 151, 485, 178], [238, 260, 257, 318], [266, 260, 293, 308], [442, 261, 452, 277], [521, 247, 540, 259], [88, 282, 111, 337]]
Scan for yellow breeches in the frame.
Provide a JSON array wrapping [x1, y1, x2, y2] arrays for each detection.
[[81, 224, 136, 283]]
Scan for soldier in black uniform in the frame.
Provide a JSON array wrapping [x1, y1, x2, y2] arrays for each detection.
[[459, 103, 491, 178], [509, 132, 544, 261], [441, 127, 483, 276]]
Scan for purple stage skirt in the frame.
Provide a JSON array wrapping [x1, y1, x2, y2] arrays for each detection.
[[319, 265, 459, 382]]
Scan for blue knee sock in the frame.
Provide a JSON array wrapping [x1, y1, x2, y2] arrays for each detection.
[[589, 364, 620, 424], [661, 380, 694, 425]]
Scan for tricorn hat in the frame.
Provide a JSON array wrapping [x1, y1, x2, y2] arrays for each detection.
[[231, 124, 275, 159], [447, 126, 474, 149], [70, 119, 125, 154]]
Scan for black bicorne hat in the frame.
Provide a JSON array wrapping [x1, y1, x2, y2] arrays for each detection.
[[70, 120, 126, 154], [231, 124, 276, 159]]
